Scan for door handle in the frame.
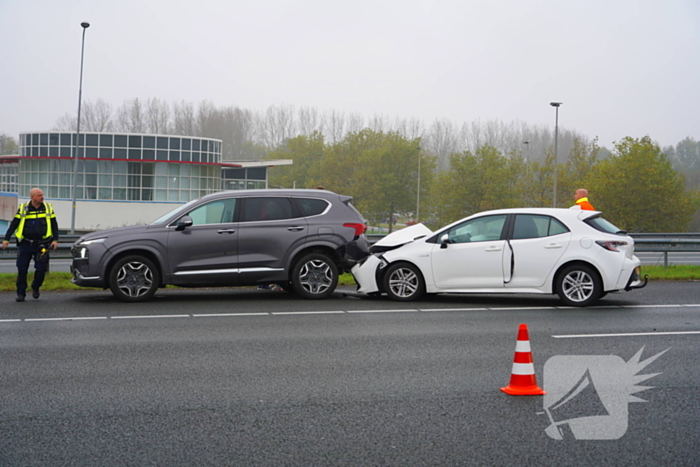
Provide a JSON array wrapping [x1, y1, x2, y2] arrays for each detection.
[[545, 243, 562, 249], [486, 246, 502, 252], [217, 229, 236, 234], [287, 226, 305, 232]]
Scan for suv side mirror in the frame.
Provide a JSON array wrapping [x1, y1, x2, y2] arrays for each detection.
[[175, 216, 193, 231], [440, 233, 449, 249]]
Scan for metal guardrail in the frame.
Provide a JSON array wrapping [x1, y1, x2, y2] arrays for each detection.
[[2, 233, 700, 267]]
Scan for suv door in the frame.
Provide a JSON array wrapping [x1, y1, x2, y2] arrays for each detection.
[[236, 196, 308, 284], [166, 197, 239, 286]]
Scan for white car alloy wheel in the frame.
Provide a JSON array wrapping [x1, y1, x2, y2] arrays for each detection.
[[384, 262, 425, 301], [557, 264, 602, 307]]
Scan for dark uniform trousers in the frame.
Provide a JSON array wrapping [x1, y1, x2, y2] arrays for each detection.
[[16, 240, 50, 296]]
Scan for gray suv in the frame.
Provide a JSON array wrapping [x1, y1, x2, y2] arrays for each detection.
[[70, 189, 369, 302]]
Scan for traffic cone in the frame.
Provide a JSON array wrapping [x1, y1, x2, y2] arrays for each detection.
[[500, 323, 546, 395]]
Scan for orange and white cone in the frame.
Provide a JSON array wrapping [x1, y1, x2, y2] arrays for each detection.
[[500, 323, 546, 396]]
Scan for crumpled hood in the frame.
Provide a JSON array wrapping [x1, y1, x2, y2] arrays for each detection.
[[370, 223, 433, 252]]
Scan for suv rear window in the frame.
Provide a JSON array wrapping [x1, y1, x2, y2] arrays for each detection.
[[585, 215, 626, 235], [297, 198, 330, 217]]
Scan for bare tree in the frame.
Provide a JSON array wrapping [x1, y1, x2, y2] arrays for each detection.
[[425, 119, 459, 172], [297, 106, 322, 136], [323, 109, 345, 144], [220, 106, 257, 160], [116, 98, 145, 133], [145, 98, 171, 134], [81, 98, 114, 131], [259, 104, 296, 148], [345, 112, 365, 135], [172, 100, 196, 136]]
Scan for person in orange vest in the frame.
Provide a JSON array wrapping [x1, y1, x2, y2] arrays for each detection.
[[2, 188, 59, 302], [572, 188, 595, 210]]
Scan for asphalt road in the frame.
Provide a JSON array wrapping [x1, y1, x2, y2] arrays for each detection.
[[1, 284, 699, 466]]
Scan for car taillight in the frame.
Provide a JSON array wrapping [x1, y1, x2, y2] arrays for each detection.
[[596, 240, 628, 252], [343, 223, 367, 236]]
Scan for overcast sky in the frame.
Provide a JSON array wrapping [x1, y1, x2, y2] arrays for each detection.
[[1, 0, 698, 149]]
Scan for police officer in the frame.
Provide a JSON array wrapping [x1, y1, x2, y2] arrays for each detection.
[[2, 188, 59, 302]]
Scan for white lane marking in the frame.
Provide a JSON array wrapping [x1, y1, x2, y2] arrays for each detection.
[[553, 331, 700, 338], [347, 309, 418, 313], [271, 310, 346, 315], [4, 303, 700, 324], [111, 314, 190, 319], [193, 313, 269, 317], [24, 317, 108, 322]]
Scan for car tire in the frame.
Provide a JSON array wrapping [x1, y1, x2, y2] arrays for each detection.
[[555, 264, 602, 307], [109, 255, 160, 302], [292, 253, 338, 299], [383, 262, 425, 302]]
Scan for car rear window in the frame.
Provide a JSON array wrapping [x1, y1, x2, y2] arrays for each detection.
[[585, 215, 626, 235]]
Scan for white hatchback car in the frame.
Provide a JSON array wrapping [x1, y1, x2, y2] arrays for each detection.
[[351, 208, 647, 307]]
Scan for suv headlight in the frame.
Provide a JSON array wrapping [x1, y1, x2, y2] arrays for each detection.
[[75, 238, 106, 259]]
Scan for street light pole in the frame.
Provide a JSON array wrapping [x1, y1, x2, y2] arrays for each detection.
[[550, 102, 562, 207], [416, 147, 421, 221], [522, 140, 529, 163], [70, 21, 90, 234]]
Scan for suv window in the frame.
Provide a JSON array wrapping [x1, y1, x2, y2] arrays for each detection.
[[188, 198, 237, 225], [242, 197, 294, 222], [297, 198, 329, 217]]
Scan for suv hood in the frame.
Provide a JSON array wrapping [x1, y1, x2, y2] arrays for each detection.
[[76, 224, 150, 243], [370, 223, 433, 253]]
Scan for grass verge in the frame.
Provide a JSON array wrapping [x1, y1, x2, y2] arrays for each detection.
[[0, 265, 697, 292]]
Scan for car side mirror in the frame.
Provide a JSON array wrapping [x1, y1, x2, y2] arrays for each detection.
[[175, 216, 193, 231], [440, 233, 449, 249]]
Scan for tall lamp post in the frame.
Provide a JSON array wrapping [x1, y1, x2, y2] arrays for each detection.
[[550, 102, 562, 207], [522, 140, 530, 162], [416, 146, 421, 221], [70, 21, 90, 234]]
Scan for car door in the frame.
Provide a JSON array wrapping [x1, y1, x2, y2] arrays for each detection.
[[430, 214, 508, 289], [235, 196, 308, 283], [505, 214, 572, 288], [166, 197, 239, 286]]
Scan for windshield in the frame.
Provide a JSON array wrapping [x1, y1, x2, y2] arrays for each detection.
[[150, 198, 201, 225], [585, 214, 626, 235]]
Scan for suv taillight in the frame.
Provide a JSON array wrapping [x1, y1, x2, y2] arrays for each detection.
[[343, 223, 367, 236]]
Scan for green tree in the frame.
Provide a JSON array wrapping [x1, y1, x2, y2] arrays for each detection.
[[431, 144, 522, 226], [267, 132, 325, 188], [588, 136, 700, 232], [321, 129, 430, 232], [558, 137, 601, 206], [0, 134, 18, 155]]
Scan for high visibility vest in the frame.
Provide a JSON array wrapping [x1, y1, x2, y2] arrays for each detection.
[[576, 197, 595, 211], [14, 202, 55, 241]]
